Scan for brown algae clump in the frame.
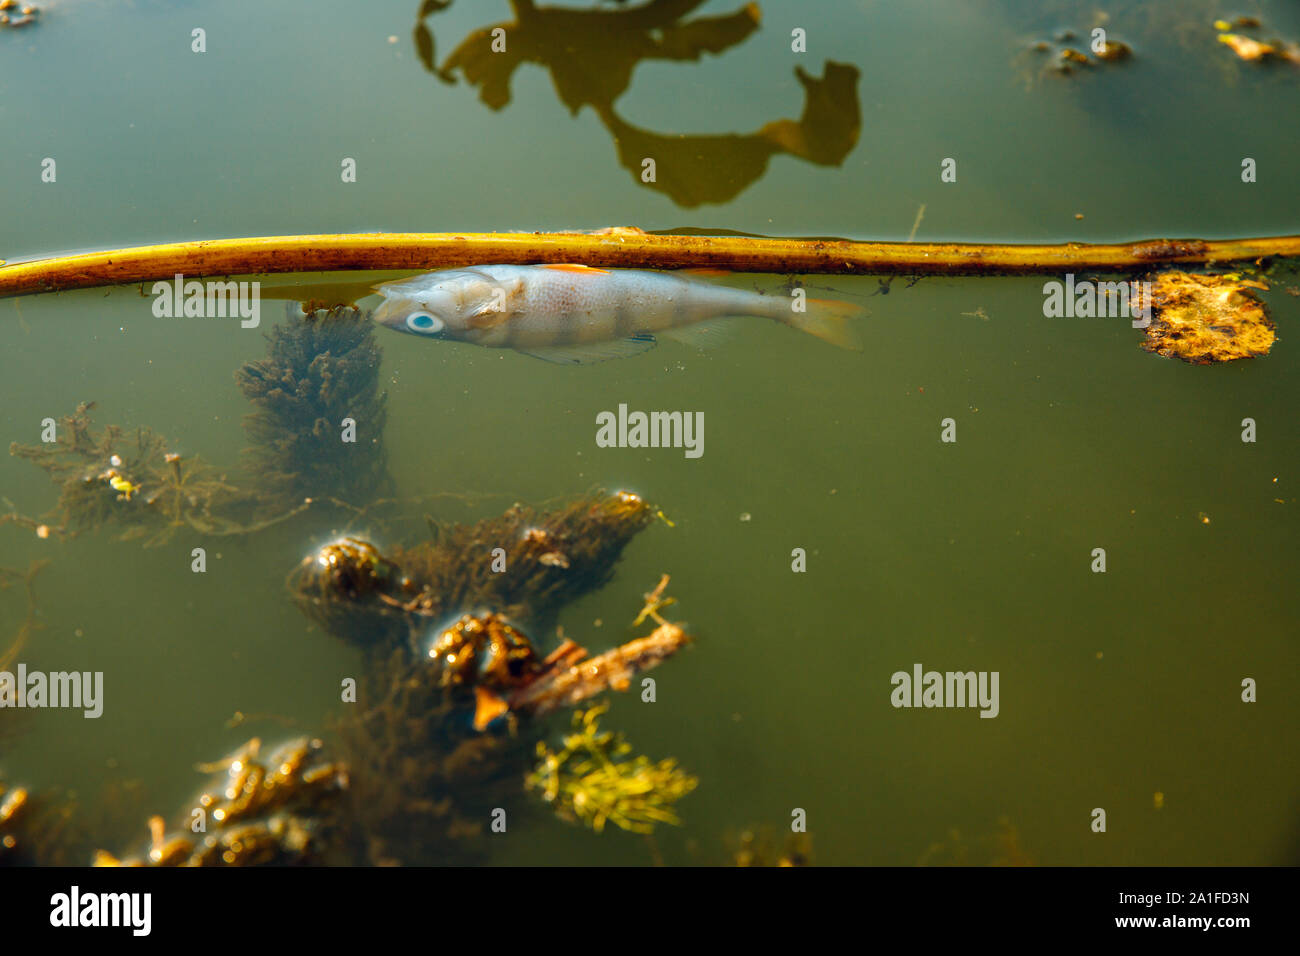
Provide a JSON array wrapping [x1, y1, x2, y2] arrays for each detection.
[[288, 490, 657, 649], [1134, 271, 1276, 364], [95, 737, 352, 867], [235, 305, 393, 511], [288, 536, 417, 648]]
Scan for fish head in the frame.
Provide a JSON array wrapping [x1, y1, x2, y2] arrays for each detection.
[[371, 269, 501, 340]]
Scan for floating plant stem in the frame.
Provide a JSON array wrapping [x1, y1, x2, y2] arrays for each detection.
[[4, 230, 1300, 298]]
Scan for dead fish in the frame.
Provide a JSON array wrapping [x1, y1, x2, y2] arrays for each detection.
[[371, 264, 863, 364]]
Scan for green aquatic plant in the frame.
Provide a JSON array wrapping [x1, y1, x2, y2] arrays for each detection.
[[526, 701, 697, 834], [6, 402, 251, 546], [235, 305, 392, 512]]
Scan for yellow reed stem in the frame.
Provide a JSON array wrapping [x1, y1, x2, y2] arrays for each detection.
[[2, 230, 1297, 298]]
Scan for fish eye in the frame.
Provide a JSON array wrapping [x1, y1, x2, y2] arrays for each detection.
[[406, 311, 445, 334]]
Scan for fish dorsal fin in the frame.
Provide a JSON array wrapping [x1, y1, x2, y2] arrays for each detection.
[[661, 317, 738, 351], [519, 332, 657, 365], [539, 263, 611, 275]]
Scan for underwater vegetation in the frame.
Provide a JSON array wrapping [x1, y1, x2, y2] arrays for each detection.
[[0, 0, 39, 31], [2, 296, 705, 864], [235, 305, 392, 512], [0, 774, 151, 868], [290, 494, 694, 864], [416, 0, 861, 207], [94, 737, 352, 867], [527, 701, 697, 834], [330, 577, 693, 865], [0, 560, 45, 675], [6, 306, 391, 545], [6, 402, 245, 546], [0, 778, 32, 863], [289, 490, 658, 648]]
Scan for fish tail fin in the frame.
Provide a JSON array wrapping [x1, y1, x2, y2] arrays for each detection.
[[776, 296, 866, 350]]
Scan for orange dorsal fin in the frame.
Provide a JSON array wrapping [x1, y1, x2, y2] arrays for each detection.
[[473, 687, 510, 731], [539, 264, 610, 275]]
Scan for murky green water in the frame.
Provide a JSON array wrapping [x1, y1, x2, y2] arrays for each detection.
[[1, 0, 1297, 865]]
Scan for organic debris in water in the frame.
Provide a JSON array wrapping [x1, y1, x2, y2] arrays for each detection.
[[1022, 29, 1133, 80], [1215, 16, 1300, 65], [526, 701, 697, 834], [289, 536, 417, 648], [0, 774, 132, 867], [288, 490, 657, 649], [0, 1, 38, 30], [1133, 271, 1276, 364], [94, 737, 351, 866], [429, 603, 691, 732], [333, 573, 692, 863], [235, 305, 393, 512], [0, 779, 30, 863]]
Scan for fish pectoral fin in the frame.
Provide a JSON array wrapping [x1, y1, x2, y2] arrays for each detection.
[[518, 332, 658, 365], [661, 317, 739, 351], [465, 277, 525, 328]]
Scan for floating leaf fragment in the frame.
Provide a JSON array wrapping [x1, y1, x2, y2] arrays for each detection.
[[1134, 271, 1276, 364]]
